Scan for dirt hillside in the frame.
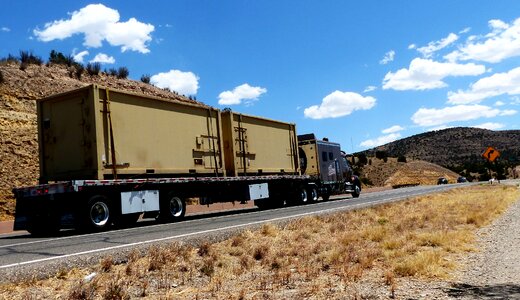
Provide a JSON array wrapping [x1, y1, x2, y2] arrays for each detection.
[[0, 61, 200, 220], [359, 157, 460, 187]]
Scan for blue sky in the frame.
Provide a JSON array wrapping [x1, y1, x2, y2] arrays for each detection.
[[2, 1, 520, 153]]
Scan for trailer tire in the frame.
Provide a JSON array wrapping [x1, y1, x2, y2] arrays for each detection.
[[83, 195, 112, 231], [307, 186, 318, 203], [159, 194, 186, 222], [295, 188, 308, 205]]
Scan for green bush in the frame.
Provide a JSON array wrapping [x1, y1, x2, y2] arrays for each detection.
[[86, 62, 101, 76], [0, 70, 4, 84], [0, 54, 19, 64], [140, 74, 151, 84], [19, 50, 43, 65], [49, 50, 74, 66], [74, 63, 84, 79], [117, 66, 129, 79], [397, 155, 407, 163], [108, 68, 117, 76], [375, 150, 388, 160]]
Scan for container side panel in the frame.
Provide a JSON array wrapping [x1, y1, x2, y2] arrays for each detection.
[[100, 91, 223, 176], [232, 114, 298, 175]]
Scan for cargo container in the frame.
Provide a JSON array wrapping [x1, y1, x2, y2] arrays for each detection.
[[12, 85, 360, 235], [38, 84, 224, 181]]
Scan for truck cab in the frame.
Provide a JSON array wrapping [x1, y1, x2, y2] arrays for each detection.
[[298, 134, 360, 199]]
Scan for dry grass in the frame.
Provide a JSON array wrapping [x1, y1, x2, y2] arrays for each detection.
[[0, 185, 518, 299]]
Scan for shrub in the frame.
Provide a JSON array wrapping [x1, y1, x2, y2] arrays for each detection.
[[108, 68, 118, 76], [0, 54, 19, 64], [0, 70, 3, 84], [86, 62, 101, 76], [49, 50, 74, 66], [19, 50, 43, 65], [74, 63, 84, 79], [140, 74, 151, 84], [356, 153, 368, 166], [375, 150, 388, 160], [397, 155, 407, 163], [117, 66, 129, 79]]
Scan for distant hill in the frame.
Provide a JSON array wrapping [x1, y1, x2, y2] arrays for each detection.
[[357, 127, 520, 180], [358, 157, 460, 187]]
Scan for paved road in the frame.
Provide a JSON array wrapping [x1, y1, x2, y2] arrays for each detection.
[[0, 183, 467, 271]]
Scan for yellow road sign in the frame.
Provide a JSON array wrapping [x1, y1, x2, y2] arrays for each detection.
[[482, 147, 500, 162]]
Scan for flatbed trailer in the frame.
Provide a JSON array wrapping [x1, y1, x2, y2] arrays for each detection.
[[13, 174, 314, 235]]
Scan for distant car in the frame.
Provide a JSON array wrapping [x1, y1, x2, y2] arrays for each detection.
[[457, 176, 467, 183], [437, 177, 448, 184]]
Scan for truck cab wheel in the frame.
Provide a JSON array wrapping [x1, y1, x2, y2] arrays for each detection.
[[159, 194, 186, 222], [352, 185, 361, 198]]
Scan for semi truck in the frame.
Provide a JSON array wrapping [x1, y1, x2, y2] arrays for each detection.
[[12, 85, 360, 235]]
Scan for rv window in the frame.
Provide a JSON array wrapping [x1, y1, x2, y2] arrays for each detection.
[[322, 151, 328, 162], [329, 152, 333, 160]]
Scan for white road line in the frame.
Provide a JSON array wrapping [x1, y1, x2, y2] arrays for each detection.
[[0, 194, 407, 269]]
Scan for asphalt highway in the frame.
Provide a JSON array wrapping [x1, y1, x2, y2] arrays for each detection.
[[0, 183, 469, 271]]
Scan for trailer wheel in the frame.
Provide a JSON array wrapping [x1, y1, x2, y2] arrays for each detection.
[[307, 187, 318, 203], [295, 188, 308, 205], [159, 194, 186, 222], [84, 196, 112, 231]]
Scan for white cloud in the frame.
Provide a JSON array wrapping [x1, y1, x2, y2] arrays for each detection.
[[382, 125, 404, 134], [1, 27, 10, 32], [447, 66, 520, 104], [494, 100, 505, 106], [511, 96, 520, 105], [473, 122, 505, 130], [150, 70, 199, 95], [363, 85, 377, 93], [500, 109, 517, 116], [90, 53, 115, 64], [445, 17, 520, 63], [379, 50, 395, 64], [360, 133, 401, 148], [218, 84, 267, 105], [304, 91, 376, 119], [459, 27, 471, 34], [417, 33, 459, 58], [408, 44, 416, 50], [73, 50, 89, 63], [411, 104, 503, 127], [33, 4, 154, 53], [383, 58, 485, 91]]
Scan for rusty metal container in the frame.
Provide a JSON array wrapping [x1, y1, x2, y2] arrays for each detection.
[[220, 110, 299, 176], [38, 84, 224, 181]]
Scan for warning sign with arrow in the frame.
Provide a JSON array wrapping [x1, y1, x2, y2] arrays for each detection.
[[482, 147, 500, 162]]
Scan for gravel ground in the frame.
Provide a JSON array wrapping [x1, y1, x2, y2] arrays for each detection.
[[393, 182, 520, 300]]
